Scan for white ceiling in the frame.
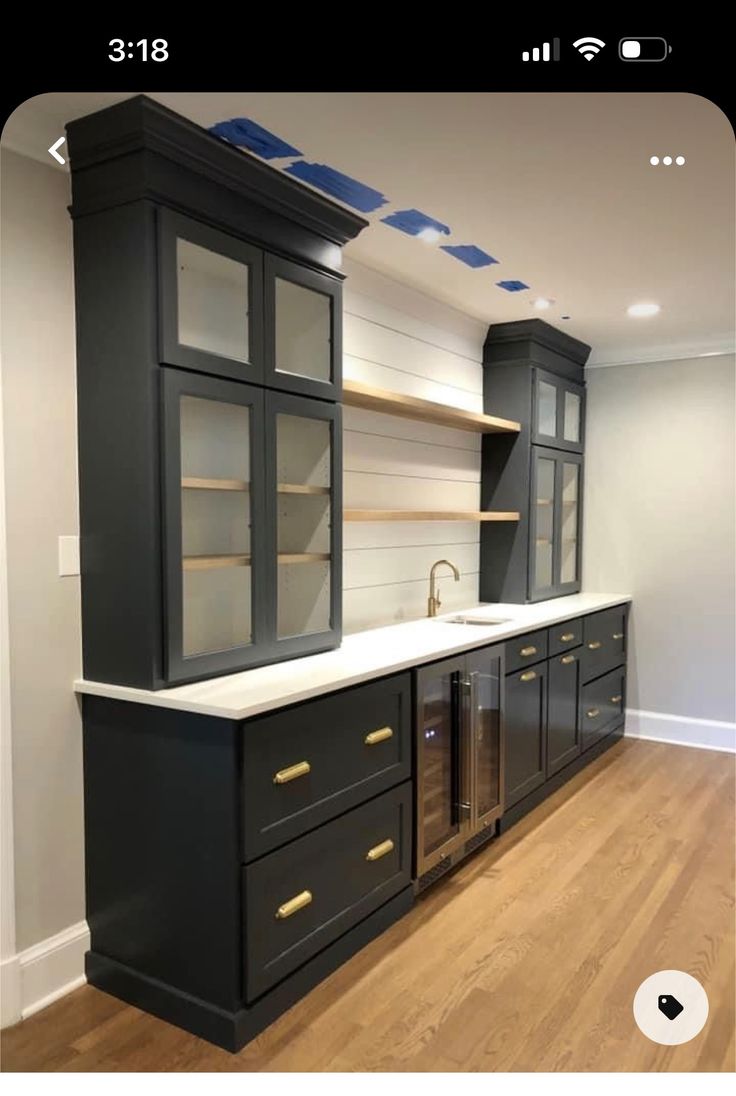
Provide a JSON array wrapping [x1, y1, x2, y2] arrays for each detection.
[[3, 91, 734, 364]]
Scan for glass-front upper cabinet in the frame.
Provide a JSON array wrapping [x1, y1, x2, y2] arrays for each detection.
[[529, 447, 583, 602], [266, 391, 341, 659], [162, 370, 267, 683], [532, 368, 584, 453], [265, 255, 341, 400], [159, 210, 265, 384]]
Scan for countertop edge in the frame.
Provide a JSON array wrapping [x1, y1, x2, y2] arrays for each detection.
[[75, 594, 632, 721]]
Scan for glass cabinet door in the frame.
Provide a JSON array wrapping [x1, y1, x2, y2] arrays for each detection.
[[530, 447, 583, 601], [159, 209, 264, 384], [265, 255, 341, 400], [416, 656, 468, 876], [162, 370, 266, 683], [266, 391, 341, 657], [466, 647, 504, 826], [533, 369, 584, 453]]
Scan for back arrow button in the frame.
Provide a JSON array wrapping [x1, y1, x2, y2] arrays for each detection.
[[48, 137, 66, 165]]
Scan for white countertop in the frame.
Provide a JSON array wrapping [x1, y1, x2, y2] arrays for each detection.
[[74, 593, 630, 721]]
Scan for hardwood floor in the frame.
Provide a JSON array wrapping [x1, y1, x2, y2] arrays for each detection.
[[2, 739, 734, 1072]]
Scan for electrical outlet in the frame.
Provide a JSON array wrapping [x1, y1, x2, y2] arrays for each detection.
[[58, 535, 80, 576]]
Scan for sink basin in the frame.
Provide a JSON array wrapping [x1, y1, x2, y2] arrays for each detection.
[[440, 615, 511, 626]]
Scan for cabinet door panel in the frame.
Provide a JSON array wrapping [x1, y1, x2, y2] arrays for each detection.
[[265, 255, 342, 400], [532, 368, 585, 453], [504, 663, 547, 809], [162, 369, 267, 683], [530, 447, 583, 601], [547, 651, 582, 776], [265, 392, 341, 660], [159, 210, 264, 383]]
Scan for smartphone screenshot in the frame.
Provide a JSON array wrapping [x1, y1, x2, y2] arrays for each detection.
[[0, 22, 733, 1089]]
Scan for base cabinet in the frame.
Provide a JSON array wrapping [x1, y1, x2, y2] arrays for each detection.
[[504, 663, 548, 808], [547, 650, 582, 776]]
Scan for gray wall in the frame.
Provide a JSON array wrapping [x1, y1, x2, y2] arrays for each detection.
[[583, 354, 736, 723], [1, 149, 85, 950]]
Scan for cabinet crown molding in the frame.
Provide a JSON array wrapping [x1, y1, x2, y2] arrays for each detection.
[[483, 319, 591, 381], [66, 95, 368, 262]]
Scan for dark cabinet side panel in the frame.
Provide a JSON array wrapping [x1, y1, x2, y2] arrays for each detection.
[[83, 697, 243, 1011]]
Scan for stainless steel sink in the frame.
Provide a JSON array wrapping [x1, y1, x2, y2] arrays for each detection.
[[440, 615, 510, 626]]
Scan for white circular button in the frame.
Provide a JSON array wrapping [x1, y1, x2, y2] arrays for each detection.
[[650, 156, 660, 165], [633, 970, 709, 1045], [663, 156, 673, 166]]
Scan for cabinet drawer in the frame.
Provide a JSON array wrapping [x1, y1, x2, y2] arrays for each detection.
[[581, 606, 627, 683], [505, 629, 548, 674], [548, 617, 583, 656], [581, 667, 626, 750], [243, 782, 411, 1000], [242, 673, 411, 860]]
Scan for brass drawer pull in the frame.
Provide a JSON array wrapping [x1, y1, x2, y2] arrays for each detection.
[[276, 890, 312, 919], [610, 695, 623, 704], [560, 654, 576, 665], [366, 838, 394, 862], [520, 645, 538, 657], [613, 632, 624, 640], [365, 726, 393, 746], [588, 641, 602, 650], [273, 760, 311, 785], [560, 633, 575, 642], [520, 670, 537, 683], [587, 708, 600, 719]]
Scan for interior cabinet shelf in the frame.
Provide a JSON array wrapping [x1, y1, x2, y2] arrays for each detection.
[[182, 477, 249, 491], [183, 552, 330, 571], [183, 554, 252, 571], [343, 379, 521, 435], [277, 483, 331, 496], [344, 509, 520, 523]]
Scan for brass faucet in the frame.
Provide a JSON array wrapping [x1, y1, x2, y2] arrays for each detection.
[[427, 559, 460, 618]]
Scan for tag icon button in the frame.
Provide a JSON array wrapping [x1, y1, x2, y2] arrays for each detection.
[[658, 994, 684, 1021]]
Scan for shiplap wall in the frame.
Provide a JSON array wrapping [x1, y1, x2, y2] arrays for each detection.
[[341, 259, 488, 632]]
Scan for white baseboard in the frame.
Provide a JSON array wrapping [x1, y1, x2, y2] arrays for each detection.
[[0, 920, 89, 1027], [625, 708, 736, 754]]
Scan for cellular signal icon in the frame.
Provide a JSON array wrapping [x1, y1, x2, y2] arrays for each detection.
[[522, 38, 560, 62]]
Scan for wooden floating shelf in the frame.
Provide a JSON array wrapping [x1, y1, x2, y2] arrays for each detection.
[[277, 484, 330, 496], [278, 553, 331, 564], [182, 477, 249, 492], [183, 552, 330, 571], [183, 554, 251, 571], [343, 379, 521, 435], [344, 510, 520, 523]]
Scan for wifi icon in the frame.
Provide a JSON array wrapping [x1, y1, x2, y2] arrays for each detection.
[[573, 36, 606, 60]]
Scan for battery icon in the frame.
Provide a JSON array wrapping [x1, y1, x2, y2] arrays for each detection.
[[619, 37, 671, 61]]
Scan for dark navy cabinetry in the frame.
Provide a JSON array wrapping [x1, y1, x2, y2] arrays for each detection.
[[480, 320, 591, 604], [69, 96, 365, 689]]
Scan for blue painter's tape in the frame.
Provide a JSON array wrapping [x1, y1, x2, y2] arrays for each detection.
[[209, 118, 302, 160], [440, 244, 498, 268], [284, 162, 388, 213], [380, 209, 451, 237], [496, 279, 530, 292]]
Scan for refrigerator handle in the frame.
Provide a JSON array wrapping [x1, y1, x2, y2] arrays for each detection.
[[459, 674, 474, 819]]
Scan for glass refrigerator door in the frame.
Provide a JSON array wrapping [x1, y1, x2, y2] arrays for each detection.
[[467, 648, 503, 827], [417, 660, 467, 873]]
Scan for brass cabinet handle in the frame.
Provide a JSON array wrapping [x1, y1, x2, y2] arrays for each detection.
[[587, 708, 600, 719], [560, 654, 576, 665], [273, 760, 311, 785], [588, 641, 602, 650], [520, 670, 537, 683], [365, 726, 393, 746], [560, 633, 575, 642], [366, 838, 394, 862], [520, 645, 538, 657], [610, 695, 623, 704], [275, 890, 312, 919], [612, 632, 624, 640]]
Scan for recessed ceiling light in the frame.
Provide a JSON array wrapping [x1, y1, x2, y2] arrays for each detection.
[[627, 302, 661, 318], [417, 227, 442, 244], [532, 297, 554, 310]]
